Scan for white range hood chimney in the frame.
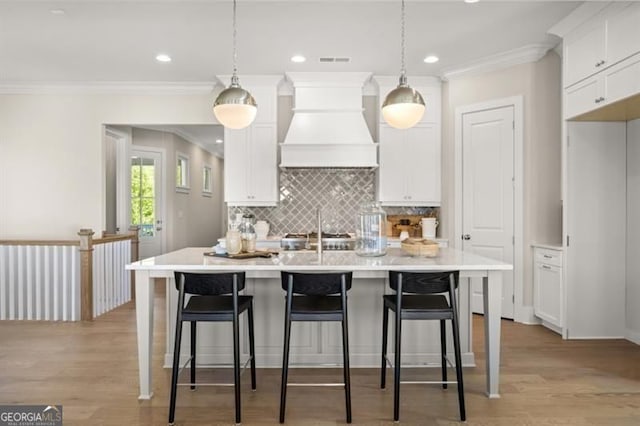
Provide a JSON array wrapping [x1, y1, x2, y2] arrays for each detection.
[[280, 72, 377, 168]]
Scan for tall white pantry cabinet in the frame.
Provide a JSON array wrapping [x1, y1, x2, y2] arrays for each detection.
[[551, 2, 640, 342]]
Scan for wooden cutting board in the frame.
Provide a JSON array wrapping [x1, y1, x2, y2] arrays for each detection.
[[204, 250, 276, 259]]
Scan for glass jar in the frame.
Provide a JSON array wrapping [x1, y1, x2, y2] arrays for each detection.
[[226, 213, 243, 255], [355, 202, 387, 257], [240, 214, 256, 253]]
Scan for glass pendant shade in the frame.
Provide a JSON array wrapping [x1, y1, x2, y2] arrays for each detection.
[[213, 83, 257, 129], [382, 84, 425, 129]]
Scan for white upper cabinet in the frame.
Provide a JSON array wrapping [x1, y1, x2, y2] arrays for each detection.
[[221, 76, 281, 206], [606, 3, 640, 71], [562, 3, 640, 119], [565, 41, 640, 120], [564, 3, 640, 89], [378, 123, 441, 206], [375, 76, 442, 207], [564, 21, 606, 88], [224, 123, 278, 206]]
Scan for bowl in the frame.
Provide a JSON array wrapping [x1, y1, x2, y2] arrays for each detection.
[[401, 238, 439, 257]]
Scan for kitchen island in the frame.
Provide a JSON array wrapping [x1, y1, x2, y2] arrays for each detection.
[[127, 247, 512, 400]]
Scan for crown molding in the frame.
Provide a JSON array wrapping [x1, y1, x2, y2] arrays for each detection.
[[0, 81, 216, 95], [547, 1, 610, 39], [440, 43, 555, 81]]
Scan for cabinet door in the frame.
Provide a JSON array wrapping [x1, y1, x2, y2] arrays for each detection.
[[224, 124, 278, 206], [606, 3, 640, 67], [224, 128, 249, 203], [564, 76, 602, 119], [534, 262, 563, 327], [405, 124, 440, 205], [603, 53, 640, 106], [378, 124, 408, 204], [564, 22, 606, 88], [248, 123, 278, 205]]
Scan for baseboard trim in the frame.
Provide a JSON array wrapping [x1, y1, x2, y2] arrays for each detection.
[[515, 305, 540, 325], [625, 329, 640, 345]]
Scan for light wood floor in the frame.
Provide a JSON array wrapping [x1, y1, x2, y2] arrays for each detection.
[[1, 289, 639, 426]]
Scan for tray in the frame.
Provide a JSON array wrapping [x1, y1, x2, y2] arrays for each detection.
[[204, 250, 276, 259]]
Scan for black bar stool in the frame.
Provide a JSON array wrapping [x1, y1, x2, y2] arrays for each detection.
[[381, 270, 465, 422], [279, 271, 353, 424], [168, 271, 256, 425]]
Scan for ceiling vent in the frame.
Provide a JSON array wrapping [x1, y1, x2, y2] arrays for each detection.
[[319, 57, 351, 63]]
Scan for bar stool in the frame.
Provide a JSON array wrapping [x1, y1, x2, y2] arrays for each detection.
[[381, 270, 465, 422], [279, 271, 353, 424], [168, 271, 256, 426]]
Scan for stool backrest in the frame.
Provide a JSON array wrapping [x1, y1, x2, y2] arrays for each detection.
[[174, 271, 246, 296], [280, 271, 353, 295], [389, 271, 459, 294]]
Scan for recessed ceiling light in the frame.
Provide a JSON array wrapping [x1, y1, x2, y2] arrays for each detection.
[[291, 55, 306, 63], [215, 139, 223, 144], [155, 54, 172, 63], [50, 9, 66, 15], [424, 55, 439, 64], [464, 0, 479, 3]]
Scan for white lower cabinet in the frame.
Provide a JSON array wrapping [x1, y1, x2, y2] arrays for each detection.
[[533, 246, 564, 334]]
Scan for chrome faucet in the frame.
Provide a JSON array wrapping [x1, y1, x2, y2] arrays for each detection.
[[317, 207, 323, 255]]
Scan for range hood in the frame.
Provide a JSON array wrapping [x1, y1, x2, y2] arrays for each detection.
[[280, 72, 378, 168]]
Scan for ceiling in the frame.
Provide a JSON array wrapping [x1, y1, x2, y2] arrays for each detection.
[[0, 1, 584, 156]]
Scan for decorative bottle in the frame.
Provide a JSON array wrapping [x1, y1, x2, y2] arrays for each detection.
[[240, 214, 256, 253], [355, 202, 387, 257], [226, 213, 243, 255]]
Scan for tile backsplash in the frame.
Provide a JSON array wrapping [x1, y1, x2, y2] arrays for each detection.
[[229, 168, 438, 235]]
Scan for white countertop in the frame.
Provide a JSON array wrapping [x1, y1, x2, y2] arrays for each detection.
[[127, 247, 512, 272]]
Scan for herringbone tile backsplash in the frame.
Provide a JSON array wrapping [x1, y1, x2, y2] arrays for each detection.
[[229, 169, 437, 235]]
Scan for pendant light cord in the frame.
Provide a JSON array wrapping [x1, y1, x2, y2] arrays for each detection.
[[232, 0, 238, 80], [400, 0, 406, 80]]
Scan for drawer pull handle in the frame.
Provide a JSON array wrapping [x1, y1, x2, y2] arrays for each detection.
[[542, 265, 552, 270], [543, 254, 552, 259]]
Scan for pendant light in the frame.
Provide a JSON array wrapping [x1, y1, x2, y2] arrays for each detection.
[[213, 0, 257, 130], [382, 0, 425, 130]]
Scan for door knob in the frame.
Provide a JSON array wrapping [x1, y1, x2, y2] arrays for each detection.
[[462, 234, 471, 240]]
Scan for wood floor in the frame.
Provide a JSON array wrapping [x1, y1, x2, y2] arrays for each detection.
[[1, 289, 639, 426]]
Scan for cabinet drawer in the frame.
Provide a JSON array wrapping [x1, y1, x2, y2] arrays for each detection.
[[534, 248, 563, 267]]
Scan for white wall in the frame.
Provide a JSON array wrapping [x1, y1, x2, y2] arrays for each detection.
[[0, 92, 216, 239], [131, 128, 224, 252], [627, 118, 640, 343], [442, 51, 563, 307]]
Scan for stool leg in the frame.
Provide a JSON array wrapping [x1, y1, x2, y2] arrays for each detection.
[[279, 302, 292, 423], [393, 308, 402, 422], [342, 308, 352, 423], [233, 306, 241, 424], [248, 301, 257, 391], [451, 316, 466, 421], [440, 319, 447, 390], [168, 318, 184, 425], [381, 304, 389, 389], [190, 321, 197, 390]]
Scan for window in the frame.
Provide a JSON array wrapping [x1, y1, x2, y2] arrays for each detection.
[[176, 153, 190, 193], [131, 156, 156, 237], [203, 165, 212, 196]]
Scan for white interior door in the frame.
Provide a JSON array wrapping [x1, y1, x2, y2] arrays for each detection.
[[462, 106, 515, 319], [131, 147, 165, 259]]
